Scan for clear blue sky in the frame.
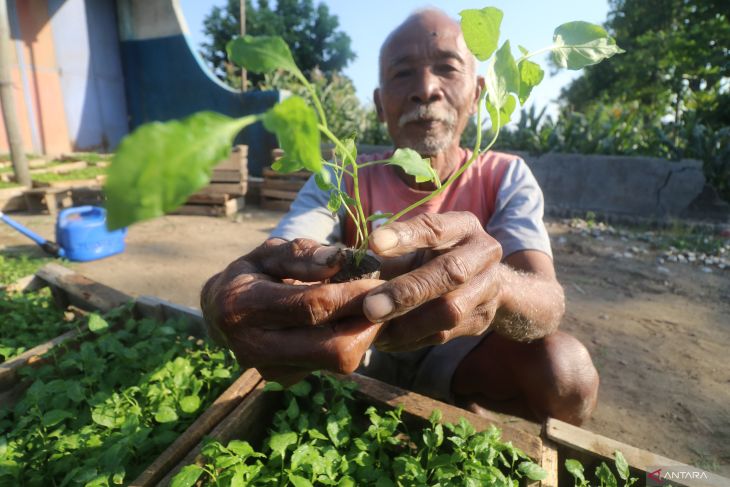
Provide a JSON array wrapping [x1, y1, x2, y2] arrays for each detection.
[[179, 1, 610, 120]]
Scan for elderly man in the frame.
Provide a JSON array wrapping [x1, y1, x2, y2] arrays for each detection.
[[202, 9, 599, 425]]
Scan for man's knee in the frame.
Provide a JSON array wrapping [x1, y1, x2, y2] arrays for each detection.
[[536, 331, 599, 425]]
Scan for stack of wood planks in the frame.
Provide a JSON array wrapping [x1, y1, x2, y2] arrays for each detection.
[[175, 145, 248, 217]]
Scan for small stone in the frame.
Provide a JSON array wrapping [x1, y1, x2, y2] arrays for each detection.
[[677, 254, 687, 263], [623, 252, 634, 258], [557, 236, 567, 245], [657, 258, 665, 265], [599, 314, 610, 320], [700, 267, 713, 273], [687, 253, 697, 263], [656, 266, 671, 274], [668, 255, 678, 263]]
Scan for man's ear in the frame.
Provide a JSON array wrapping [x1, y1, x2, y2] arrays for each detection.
[[374, 88, 385, 122], [471, 76, 486, 115]]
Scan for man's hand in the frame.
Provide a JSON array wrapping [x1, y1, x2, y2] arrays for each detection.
[[201, 238, 384, 384], [363, 212, 504, 351]]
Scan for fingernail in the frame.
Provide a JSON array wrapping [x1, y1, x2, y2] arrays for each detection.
[[313, 247, 340, 266], [371, 228, 398, 252], [363, 293, 394, 321]]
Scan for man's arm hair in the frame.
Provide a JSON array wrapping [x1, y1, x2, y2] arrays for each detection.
[[491, 250, 565, 342]]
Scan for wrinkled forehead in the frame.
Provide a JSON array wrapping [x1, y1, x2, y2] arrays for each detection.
[[379, 12, 473, 77]]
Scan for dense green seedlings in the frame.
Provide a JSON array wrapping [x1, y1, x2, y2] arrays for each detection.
[[0, 310, 239, 486], [171, 373, 547, 486], [0, 287, 82, 363]]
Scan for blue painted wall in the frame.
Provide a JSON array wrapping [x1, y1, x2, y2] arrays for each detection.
[[50, 0, 128, 151], [119, 34, 280, 176]]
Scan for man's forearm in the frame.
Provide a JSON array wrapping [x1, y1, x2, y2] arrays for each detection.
[[492, 264, 565, 342]]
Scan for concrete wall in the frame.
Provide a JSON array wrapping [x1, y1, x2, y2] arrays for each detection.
[[518, 152, 727, 222]]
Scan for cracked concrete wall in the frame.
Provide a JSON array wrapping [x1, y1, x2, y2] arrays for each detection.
[[517, 153, 713, 220]]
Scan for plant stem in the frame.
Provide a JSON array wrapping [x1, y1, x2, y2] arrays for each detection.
[[515, 45, 554, 64], [323, 161, 353, 178], [295, 71, 328, 130], [318, 124, 370, 251]]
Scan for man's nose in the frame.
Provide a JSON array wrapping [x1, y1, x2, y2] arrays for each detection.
[[410, 68, 443, 104]]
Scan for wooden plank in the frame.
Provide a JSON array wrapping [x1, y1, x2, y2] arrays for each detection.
[[2, 274, 44, 293], [186, 193, 230, 204], [134, 295, 206, 338], [538, 438, 559, 487], [35, 263, 133, 312], [346, 373, 544, 461], [157, 381, 272, 486], [194, 183, 247, 196], [211, 169, 244, 183], [262, 167, 310, 180], [261, 199, 292, 212], [0, 328, 81, 390], [262, 179, 308, 192], [546, 418, 729, 487], [130, 368, 263, 487], [261, 188, 299, 201]]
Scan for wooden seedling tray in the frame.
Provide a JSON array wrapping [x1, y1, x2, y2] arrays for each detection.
[[0, 263, 133, 392], [545, 418, 729, 487], [1, 270, 261, 485], [156, 372, 558, 487]]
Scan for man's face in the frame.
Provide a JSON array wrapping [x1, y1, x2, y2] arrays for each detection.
[[375, 15, 480, 156]]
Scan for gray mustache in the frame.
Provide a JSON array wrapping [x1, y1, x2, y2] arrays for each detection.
[[398, 106, 457, 127]]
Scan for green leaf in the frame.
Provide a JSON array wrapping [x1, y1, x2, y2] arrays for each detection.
[[228, 440, 257, 459], [42, 409, 72, 427], [387, 148, 434, 183], [614, 450, 630, 480], [288, 379, 312, 397], [286, 397, 300, 420], [336, 138, 357, 164], [263, 381, 284, 391], [595, 462, 618, 487], [459, 7, 503, 61], [179, 395, 201, 414], [486, 40, 520, 109], [154, 405, 179, 423], [264, 97, 322, 174], [268, 431, 297, 459], [565, 459, 586, 483], [87, 314, 109, 334], [552, 21, 624, 70], [429, 409, 442, 425], [170, 465, 205, 487], [315, 169, 333, 191], [518, 59, 544, 104], [288, 474, 313, 487], [518, 45, 529, 56], [327, 191, 342, 213], [226, 35, 301, 76], [105, 112, 253, 229], [485, 93, 516, 132], [518, 461, 547, 481]]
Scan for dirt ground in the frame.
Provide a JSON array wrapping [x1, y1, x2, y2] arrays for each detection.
[[1, 208, 728, 476]]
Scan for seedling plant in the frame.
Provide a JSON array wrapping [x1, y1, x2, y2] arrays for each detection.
[[171, 372, 548, 486], [0, 308, 239, 485], [104, 5, 622, 268]]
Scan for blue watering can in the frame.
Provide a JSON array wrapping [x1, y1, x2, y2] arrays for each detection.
[[0, 206, 127, 262]]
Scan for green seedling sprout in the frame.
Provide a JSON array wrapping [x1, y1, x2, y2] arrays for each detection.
[[104, 6, 622, 266]]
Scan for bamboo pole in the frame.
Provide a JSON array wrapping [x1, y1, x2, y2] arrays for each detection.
[[240, 0, 247, 91], [0, 0, 29, 187]]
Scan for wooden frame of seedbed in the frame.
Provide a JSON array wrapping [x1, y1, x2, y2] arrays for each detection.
[[0, 264, 262, 486], [154, 372, 730, 487]]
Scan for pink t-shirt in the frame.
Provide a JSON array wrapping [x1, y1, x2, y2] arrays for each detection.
[[271, 149, 552, 259], [342, 148, 511, 248]]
